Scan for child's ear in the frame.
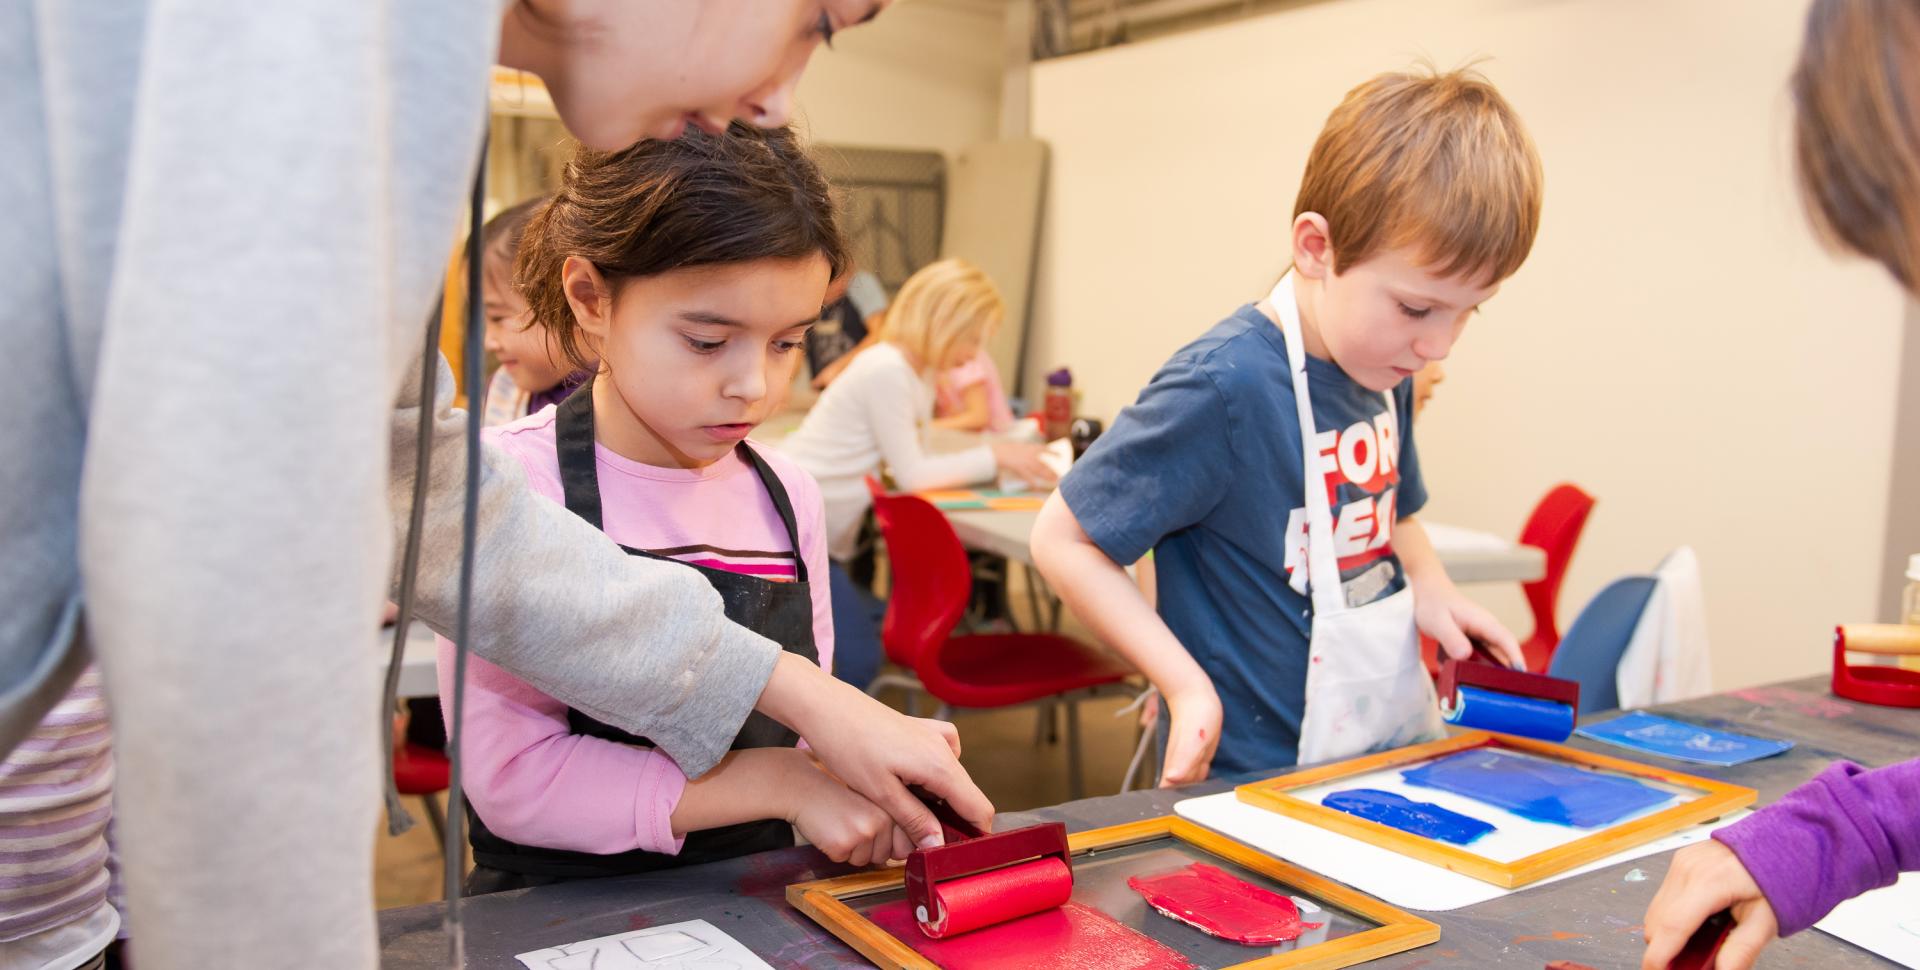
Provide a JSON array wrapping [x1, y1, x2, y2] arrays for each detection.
[[1292, 212, 1335, 281], [561, 256, 614, 342]]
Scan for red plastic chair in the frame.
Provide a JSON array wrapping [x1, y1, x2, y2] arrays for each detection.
[[862, 478, 1135, 796], [392, 740, 451, 855], [1516, 483, 1597, 672]]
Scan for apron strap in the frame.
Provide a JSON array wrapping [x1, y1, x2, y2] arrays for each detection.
[[736, 442, 809, 585], [554, 378, 606, 531], [555, 377, 807, 584], [1268, 274, 1354, 616]]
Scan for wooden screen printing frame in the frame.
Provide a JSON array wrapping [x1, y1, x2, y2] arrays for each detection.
[[1235, 731, 1756, 889], [787, 815, 1438, 970]]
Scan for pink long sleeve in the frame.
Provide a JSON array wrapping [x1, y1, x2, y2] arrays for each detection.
[[437, 641, 687, 855]]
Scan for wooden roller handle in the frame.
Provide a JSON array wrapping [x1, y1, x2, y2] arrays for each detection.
[[1837, 624, 1920, 656]]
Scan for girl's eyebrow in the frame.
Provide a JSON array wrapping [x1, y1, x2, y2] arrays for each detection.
[[678, 310, 745, 328], [681, 310, 821, 331]]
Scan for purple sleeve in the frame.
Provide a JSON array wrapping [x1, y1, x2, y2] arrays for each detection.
[[1712, 758, 1920, 935]]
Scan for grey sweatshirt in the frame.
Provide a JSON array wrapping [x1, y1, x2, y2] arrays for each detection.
[[1, 2, 780, 967]]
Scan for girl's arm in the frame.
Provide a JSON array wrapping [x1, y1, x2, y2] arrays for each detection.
[[438, 640, 692, 856], [860, 358, 998, 491], [442, 638, 906, 865], [931, 383, 993, 432]]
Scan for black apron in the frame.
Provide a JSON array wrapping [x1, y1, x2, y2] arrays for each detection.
[[466, 381, 819, 883]]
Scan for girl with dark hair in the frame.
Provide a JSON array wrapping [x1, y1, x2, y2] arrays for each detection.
[[441, 125, 911, 894]]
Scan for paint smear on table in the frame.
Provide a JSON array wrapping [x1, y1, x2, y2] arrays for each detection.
[[867, 899, 1193, 970], [1322, 788, 1497, 845], [1125, 862, 1323, 945], [1402, 749, 1675, 828]]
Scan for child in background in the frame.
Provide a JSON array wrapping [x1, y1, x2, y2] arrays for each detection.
[[807, 265, 888, 390], [1031, 68, 1539, 786], [932, 347, 1016, 432], [777, 260, 1056, 681], [478, 195, 594, 427], [780, 259, 1055, 560], [441, 124, 910, 895]]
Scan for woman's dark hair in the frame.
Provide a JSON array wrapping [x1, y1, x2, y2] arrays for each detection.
[[516, 123, 847, 369], [1792, 0, 1920, 293]]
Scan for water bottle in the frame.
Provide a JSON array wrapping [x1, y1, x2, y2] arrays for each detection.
[[1043, 367, 1074, 442]]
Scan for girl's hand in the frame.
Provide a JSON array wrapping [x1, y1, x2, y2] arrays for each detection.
[[1642, 841, 1778, 970], [1414, 579, 1525, 669], [785, 755, 914, 867], [1157, 682, 1222, 787], [990, 440, 1058, 489]]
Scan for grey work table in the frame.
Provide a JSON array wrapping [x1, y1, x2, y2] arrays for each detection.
[[378, 676, 1914, 968]]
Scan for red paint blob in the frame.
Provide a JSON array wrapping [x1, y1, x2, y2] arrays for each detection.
[[926, 858, 1074, 937], [869, 899, 1193, 970], [1126, 862, 1318, 945]]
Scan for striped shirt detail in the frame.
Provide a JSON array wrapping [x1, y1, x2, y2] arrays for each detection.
[[644, 544, 799, 582], [0, 668, 115, 947]]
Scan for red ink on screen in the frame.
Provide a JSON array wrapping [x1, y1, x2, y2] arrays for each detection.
[[1126, 862, 1323, 945], [868, 899, 1194, 970]]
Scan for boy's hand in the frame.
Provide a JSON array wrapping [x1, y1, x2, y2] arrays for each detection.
[[1642, 841, 1778, 970], [785, 754, 915, 867], [1158, 683, 1222, 787], [1415, 579, 1524, 669]]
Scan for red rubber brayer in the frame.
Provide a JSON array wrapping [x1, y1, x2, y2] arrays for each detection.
[[1667, 909, 1734, 970], [1437, 640, 1581, 742], [903, 796, 1074, 939]]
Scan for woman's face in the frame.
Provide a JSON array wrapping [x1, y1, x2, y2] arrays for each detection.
[[503, 1, 893, 151]]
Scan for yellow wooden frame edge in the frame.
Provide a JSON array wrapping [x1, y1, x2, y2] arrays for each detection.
[[786, 814, 1439, 970], [1233, 731, 1757, 889]]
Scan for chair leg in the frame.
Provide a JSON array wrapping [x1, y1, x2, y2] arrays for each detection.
[[1032, 700, 1059, 745], [1066, 701, 1084, 802], [421, 793, 448, 860]]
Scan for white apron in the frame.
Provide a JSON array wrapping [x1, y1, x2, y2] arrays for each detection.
[[1269, 274, 1445, 764]]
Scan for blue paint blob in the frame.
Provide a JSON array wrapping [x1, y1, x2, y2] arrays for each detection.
[[1401, 748, 1676, 828], [1322, 788, 1496, 845]]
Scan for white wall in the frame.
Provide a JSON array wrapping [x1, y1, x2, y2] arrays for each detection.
[[794, 0, 1005, 159], [1027, 0, 1909, 690]]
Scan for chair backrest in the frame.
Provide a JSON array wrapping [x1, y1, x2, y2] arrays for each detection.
[[864, 478, 973, 672], [1519, 483, 1597, 647], [1547, 575, 1658, 714]]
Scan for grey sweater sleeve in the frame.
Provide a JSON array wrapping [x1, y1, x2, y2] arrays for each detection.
[[389, 352, 779, 773]]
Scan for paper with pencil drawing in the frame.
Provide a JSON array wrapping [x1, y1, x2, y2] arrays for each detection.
[[515, 919, 774, 970]]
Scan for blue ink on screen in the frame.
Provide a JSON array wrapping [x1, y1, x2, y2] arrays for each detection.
[[1322, 788, 1497, 845], [1401, 748, 1676, 828]]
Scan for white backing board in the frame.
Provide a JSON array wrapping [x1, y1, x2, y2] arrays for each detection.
[[1176, 790, 1748, 911], [1816, 872, 1920, 968]]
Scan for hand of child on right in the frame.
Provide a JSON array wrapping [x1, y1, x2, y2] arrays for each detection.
[[1157, 682, 1223, 787], [990, 440, 1059, 489], [1641, 840, 1778, 970], [785, 755, 913, 867]]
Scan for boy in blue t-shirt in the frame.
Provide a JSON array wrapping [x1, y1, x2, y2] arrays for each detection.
[[1032, 68, 1544, 783]]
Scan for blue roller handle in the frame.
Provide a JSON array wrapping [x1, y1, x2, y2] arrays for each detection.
[[1444, 685, 1576, 742]]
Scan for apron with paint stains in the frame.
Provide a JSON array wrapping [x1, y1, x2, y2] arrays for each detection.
[[1269, 274, 1446, 765], [465, 381, 818, 881]]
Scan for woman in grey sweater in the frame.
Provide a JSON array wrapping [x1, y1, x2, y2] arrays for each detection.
[[0, 2, 984, 968]]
